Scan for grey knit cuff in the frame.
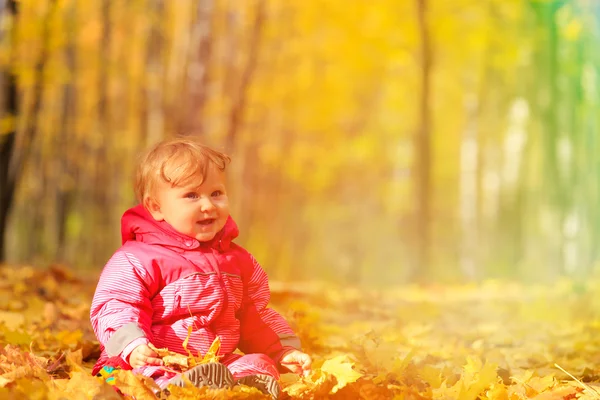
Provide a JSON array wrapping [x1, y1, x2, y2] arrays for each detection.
[[279, 333, 301, 349], [106, 322, 146, 356]]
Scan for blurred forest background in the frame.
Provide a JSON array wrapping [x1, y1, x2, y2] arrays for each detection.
[[0, 0, 598, 286]]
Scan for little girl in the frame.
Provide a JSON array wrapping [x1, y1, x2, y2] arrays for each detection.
[[90, 137, 311, 399]]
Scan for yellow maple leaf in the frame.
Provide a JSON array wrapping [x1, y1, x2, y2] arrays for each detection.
[[484, 383, 509, 400], [434, 357, 499, 400], [420, 364, 443, 389], [182, 324, 196, 363], [8, 378, 49, 399], [458, 357, 499, 400], [56, 330, 83, 348], [57, 371, 121, 399], [524, 375, 556, 397], [358, 381, 397, 400], [532, 385, 581, 400], [114, 369, 161, 400], [0, 311, 25, 330], [320, 355, 363, 393], [284, 369, 337, 398], [200, 336, 222, 364], [179, 308, 220, 366], [2, 329, 32, 346], [147, 343, 171, 358], [148, 343, 189, 370], [163, 353, 189, 370], [65, 349, 85, 373]]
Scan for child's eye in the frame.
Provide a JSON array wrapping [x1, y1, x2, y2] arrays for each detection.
[[211, 190, 223, 197], [184, 192, 198, 199]]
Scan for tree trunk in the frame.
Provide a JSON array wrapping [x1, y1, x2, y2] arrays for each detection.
[[90, 0, 112, 265], [0, 128, 16, 262], [177, 0, 213, 136], [459, 91, 479, 281], [0, 0, 18, 262], [412, 0, 433, 282], [56, 1, 78, 261], [224, 0, 265, 154], [144, 0, 164, 145]]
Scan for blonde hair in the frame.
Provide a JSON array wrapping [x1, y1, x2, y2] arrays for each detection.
[[134, 137, 231, 203]]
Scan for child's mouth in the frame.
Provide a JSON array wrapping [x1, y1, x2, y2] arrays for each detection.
[[198, 218, 215, 226]]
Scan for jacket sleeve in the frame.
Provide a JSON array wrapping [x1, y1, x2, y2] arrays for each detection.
[[90, 250, 155, 359], [237, 253, 302, 361]]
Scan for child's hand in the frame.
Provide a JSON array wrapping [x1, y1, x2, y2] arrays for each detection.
[[129, 344, 163, 368], [280, 350, 312, 377]]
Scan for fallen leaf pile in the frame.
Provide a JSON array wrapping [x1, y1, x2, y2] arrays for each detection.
[[2, 265, 600, 399], [149, 335, 222, 372]]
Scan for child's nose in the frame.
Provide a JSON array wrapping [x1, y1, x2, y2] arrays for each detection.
[[199, 197, 216, 212]]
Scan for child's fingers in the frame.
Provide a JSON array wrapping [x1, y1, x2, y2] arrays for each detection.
[[138, 346, 159, 357], [130, 355, 163, 368], [137, 347, 162, 365], [143, 356, 163, 366], [281, 352, 312, 375], [281, 360, 305, 375], [281, 363, 302, 374], [130, 345, 163, 367], [301, 354, 312, 369], [288, 354, 312, 368]]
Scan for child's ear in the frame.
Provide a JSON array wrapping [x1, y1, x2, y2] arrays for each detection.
[[144, 196, 164, 221]]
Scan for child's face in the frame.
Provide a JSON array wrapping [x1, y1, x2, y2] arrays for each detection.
[[146, 164, 230, 242]]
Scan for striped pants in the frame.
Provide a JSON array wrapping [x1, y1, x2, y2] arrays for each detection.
[[135, 353, 280, 388]]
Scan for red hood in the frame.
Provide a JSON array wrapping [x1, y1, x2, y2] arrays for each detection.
[[121, 204, 239, 251]]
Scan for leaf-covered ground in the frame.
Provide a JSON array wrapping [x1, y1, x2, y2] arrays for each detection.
[[1, 265, 600, 399]]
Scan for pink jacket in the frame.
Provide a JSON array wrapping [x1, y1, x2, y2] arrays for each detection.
[[90, 205, 300, 375]]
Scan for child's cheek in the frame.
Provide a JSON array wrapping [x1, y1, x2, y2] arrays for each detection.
[[214, 197, 229, 208]]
